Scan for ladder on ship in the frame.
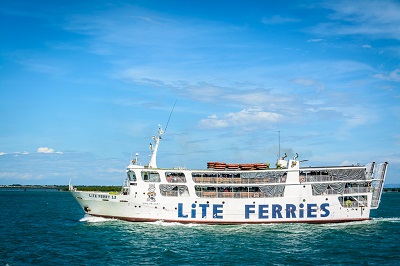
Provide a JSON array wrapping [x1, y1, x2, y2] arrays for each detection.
[[370, 162, 388, 209]]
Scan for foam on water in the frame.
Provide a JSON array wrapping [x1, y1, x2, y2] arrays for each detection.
[[79, 214, 115, 223], [372, 217, 400, 223], [147, 220, 204, 227]]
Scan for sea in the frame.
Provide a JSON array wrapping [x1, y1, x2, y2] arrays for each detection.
[[0, 189, 399, 266]]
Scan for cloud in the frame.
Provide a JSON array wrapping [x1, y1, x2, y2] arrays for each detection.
[[339, 160, 356, 166], [223, 89, 292, 108], [64, 6, 245, 59], [198, 108, 283, 129], [307, 39, 324, 43], [362, 44, 372, 49], [130, 15, 168, 24], [37, 147, 55, 153], [309, 0, 400, 40], [343, 108, 374, 127], [374, 69, 400, 82], [0, 150, 125, 185], [229, 108, 283, 123], [36, 147, 62, 154], [183, 83, 227, 103], [106, 168, 124, 173], [13, 53, 69, 76], [198, 115, 231, 129], [0, 172, 34, 181], [119, 71, 291, 108], [120, 67, 172, 87], [291, 78, 325, 92], [261, 15, 300, 25]]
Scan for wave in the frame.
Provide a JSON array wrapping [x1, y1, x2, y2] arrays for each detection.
[[79, 214, 115, 223], [371, 217, 400, 223], [146, 220, 206, 227]]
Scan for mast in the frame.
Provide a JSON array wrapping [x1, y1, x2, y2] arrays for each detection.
[[278, 130, 281, 159], [148, 102, 175, 168], [148, 126, 164, 168]]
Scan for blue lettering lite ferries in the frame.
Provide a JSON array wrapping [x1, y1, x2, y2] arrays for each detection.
[[70, 126, 388, 224]]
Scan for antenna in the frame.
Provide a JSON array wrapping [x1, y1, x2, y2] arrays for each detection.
[[165, 100, 177, 132], [278, 130, 281, 159]]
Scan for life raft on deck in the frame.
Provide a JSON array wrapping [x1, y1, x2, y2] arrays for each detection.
[[207, 162, 269, 170]]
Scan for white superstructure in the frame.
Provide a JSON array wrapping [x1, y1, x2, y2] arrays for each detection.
[[70, 127, 388, 224]]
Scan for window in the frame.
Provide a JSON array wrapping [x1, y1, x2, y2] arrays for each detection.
[[194, 185, 285, 198], [192, 172, 286, 184], [165, 172, 186, 183], [141, 171, 161, 182], [127, 171, 136, 181], [160, 185, 190, 197]]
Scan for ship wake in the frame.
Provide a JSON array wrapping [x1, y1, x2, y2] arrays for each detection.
[[79, 214, 115, 223]]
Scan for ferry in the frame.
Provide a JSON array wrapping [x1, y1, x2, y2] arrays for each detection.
[[70, 126, 388, 224]]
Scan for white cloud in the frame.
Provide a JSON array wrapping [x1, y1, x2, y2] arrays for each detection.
[[119, 73, 291, 109], [344, 110, 371, 127], [106, 168, 125, 173], [0, 150, 124, 184], [307, 39, 324, 43], [120, 67, 172, 87], [183, 83, 226, 103], [0, 172, 34, 180], [0, 152, 5, 156], [292, 78, 325, 92], [362, 44, 372, 49], [198, 108, 283, 129], [37, 147, 55, 153], [310, 1, 400, 40], [229, 108, 283, 124], [198, 115, 230, 129], [374, 69, 400, 82], [223, 89, 291, 108]]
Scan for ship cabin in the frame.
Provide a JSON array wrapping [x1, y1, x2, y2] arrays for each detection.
[[122, 156, 386, 210]]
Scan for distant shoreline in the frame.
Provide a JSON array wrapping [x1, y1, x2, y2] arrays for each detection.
[[0, 185, 66, 190], [0, 185, 121, 192]]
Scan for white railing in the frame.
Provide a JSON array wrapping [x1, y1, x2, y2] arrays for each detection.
[[312, 187, 371, 196]]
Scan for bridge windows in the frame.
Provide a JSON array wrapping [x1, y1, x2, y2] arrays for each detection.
[[141, 171, 161, 182], [127, 171, 136, 181]]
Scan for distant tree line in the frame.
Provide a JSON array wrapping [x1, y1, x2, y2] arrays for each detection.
[[383, 188, 400, 192]]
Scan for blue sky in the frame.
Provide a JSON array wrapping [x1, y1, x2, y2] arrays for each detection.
[[1, 0, 399, 185]]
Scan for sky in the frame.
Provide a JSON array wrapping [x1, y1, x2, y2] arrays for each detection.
[[1, 0, 399, 185]]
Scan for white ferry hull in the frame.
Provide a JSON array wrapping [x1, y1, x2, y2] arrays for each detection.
[[71, 190, 374, 224]]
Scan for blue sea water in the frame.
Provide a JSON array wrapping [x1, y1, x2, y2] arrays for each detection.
[[0, 190, 399, 266]]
